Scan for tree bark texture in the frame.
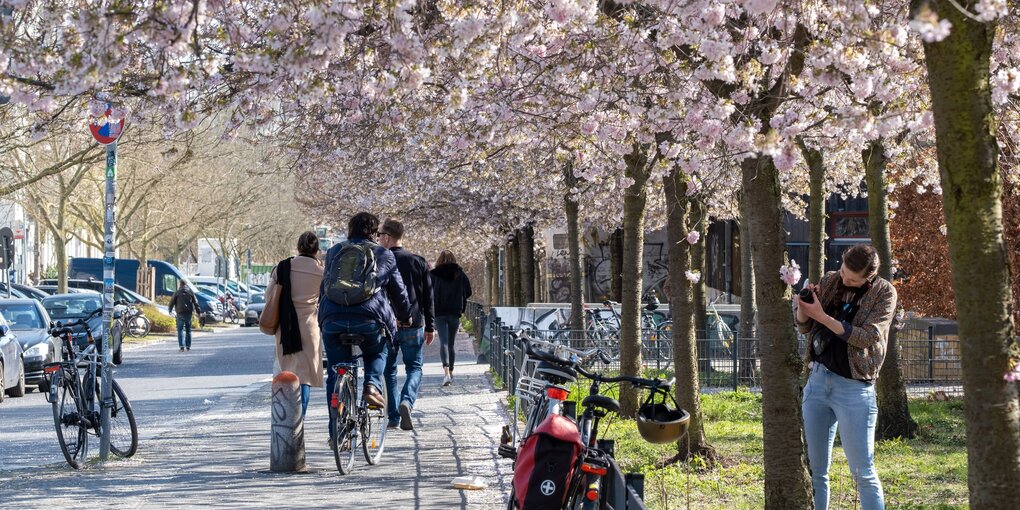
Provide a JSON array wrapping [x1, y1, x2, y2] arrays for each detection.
[[664, 169, 716, 461], [610, 228, 624, 302], [509, 233, 521, 306], [619, 145, 649, 418], [690, 198, 710, 375], [800, 141, 826, 284], [521, 224, 536, 305], [918, 2, 1020, 504], [742, 155, 813, 509], [566, 182, 585, 332], [738, 191, 759, 382], [865, 140, 919, 441]]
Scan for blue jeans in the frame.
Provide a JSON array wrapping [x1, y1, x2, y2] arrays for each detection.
[[435, 315, 460, 371], [175, 314, 193, 349], [802, 363, 884, 510], [322, 320, 388, 438], [384, 327, 425, 422]]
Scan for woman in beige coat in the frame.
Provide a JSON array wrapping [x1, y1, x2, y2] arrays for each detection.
[[266, 231, 324, 417]]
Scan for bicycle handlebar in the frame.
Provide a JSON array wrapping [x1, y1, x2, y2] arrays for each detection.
[[513, 329, 672, 391]]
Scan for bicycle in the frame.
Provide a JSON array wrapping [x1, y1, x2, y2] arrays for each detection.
[[507, 332, 689, 509], [328, 333, 388, 475], [121, 303, 151, 338], [42, 308, 138, 469]]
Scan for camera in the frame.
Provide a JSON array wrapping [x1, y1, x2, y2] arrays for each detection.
[[798, 287, 814, 304]]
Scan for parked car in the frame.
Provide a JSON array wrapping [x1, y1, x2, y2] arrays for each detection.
[[0, 283, 32, 299], [39, 279, 171, 317], [191, 290, 223, 324], [41, 294, 123, 365], [191, 277, 253, 306], [0, 299, 57, 392], [0, 314, 26, 401], [243, 293, 265, 327], [34, 285, 99, 295], [13, 284, 50, 302]]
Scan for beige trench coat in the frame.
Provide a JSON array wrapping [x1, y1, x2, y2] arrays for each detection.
[[267, 255, 325, 387]]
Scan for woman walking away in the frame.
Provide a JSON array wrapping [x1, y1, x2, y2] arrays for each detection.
[[795, 244, 897, 510], [431, 250, 472, 386], [266, 231, 325, 418]]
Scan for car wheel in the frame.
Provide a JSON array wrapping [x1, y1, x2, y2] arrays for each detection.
[[0, 361, 5, 402], [8, 358, 25, 398]]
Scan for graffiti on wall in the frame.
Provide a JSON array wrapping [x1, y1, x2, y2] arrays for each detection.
[[544, 229, 670, 303]]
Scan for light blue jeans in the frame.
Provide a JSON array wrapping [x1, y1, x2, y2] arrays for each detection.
[[802, 363, 885, 510]]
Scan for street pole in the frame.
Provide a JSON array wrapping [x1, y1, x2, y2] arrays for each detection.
[[99, 140, 117, 461], [89, 100, 125, 463]]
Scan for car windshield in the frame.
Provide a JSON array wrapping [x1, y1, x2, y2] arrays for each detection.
[[43, 296, 103, 320], [249, 293, 265, 304], [0, 304, 43, 330]]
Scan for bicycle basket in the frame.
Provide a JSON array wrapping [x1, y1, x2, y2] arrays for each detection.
[[636, 387, 691, 444], [515, 375, 546, 404]]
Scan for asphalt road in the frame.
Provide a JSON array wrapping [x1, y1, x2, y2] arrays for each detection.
[[0, 326, 512, 509]]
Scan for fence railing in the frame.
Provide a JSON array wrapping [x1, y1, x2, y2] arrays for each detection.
[[472, 302, 966, 398]]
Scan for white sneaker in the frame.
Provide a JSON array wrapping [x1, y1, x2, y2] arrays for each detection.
[[442, 375, 452, 387]]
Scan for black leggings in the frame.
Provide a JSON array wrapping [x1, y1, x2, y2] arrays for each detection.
[[435, 315, 461, 371]]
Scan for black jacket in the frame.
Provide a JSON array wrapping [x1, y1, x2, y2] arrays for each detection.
[[168, 288, 200, 315], [431, 263, 472, 317], [390, 247, 435, 332]]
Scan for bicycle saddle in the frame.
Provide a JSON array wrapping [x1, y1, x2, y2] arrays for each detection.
[[534, 360, 576, 384], [332, 333, 366, 346], [583, 394, 620, 415]]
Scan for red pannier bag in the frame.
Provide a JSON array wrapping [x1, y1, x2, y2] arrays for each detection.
[[513, 414, 584, 509]]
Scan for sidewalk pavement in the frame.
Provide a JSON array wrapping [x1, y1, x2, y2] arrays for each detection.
[[0, 332, 514, 509]]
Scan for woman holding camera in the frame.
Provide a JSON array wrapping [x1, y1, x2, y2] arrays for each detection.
[[794, 244, 897, 510]]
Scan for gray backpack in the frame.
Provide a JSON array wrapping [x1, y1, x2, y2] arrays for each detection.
[[324, 241, 380, 305]]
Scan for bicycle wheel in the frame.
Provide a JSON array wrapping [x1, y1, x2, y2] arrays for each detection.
[[362, 381, 387, 465], [105, 379, 138, 458], [127, 316, 150, 338], [52, 369, 88, 469], [332, 376, 357, 475]]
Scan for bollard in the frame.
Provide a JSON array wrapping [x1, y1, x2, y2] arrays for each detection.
[[270, 371, 306, 472]]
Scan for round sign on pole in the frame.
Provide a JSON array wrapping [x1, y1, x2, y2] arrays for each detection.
[[88, 104, 125, 145]]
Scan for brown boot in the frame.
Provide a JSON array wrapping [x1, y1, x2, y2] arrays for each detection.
[[364, 384, 384, 408]]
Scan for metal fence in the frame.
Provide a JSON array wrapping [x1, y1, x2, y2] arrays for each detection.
[[473, 302, 967, 398]]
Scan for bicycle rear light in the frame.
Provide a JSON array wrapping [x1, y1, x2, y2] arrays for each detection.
[[581, 463, 607, 476], [546, 387, 569, 401], [44, 365, 61, 374], [586, 489, 599, 501], [336, 367, 347, 376]]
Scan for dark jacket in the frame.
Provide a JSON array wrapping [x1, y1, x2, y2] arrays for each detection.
[[431, 263, 472, 317], [390, 247, 435, 332], [168, 287, 200, 316], [318, 238, 412, 341]]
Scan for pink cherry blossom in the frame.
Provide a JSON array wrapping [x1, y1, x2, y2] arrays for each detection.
[[686, 231, 700, 245], [779, 260, 802, 287], [685, 270, 701, 284]]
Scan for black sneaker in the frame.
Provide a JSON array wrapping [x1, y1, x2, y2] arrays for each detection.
[[399, 401, 414, 430]]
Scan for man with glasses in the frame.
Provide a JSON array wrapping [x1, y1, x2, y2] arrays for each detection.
[[377, 219, 435, 430]]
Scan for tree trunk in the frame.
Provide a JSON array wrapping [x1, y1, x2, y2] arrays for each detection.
[[918, 2, 1020, 504], [690, 198, 710, 375], [865, 140, 919, 441], [738, 191, 758, 382], [32, 217, 41, 283], [508, 234, 520, 306], [664, 169, 716, 462], [619, 145, 649, 418], [742, 155, 813, 509], [610, 227, 624, 302], [521, 224, 536, 305], [55, 235, 68, 294], [800, 141, 826, 284], [566, 180, 585, 332]]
